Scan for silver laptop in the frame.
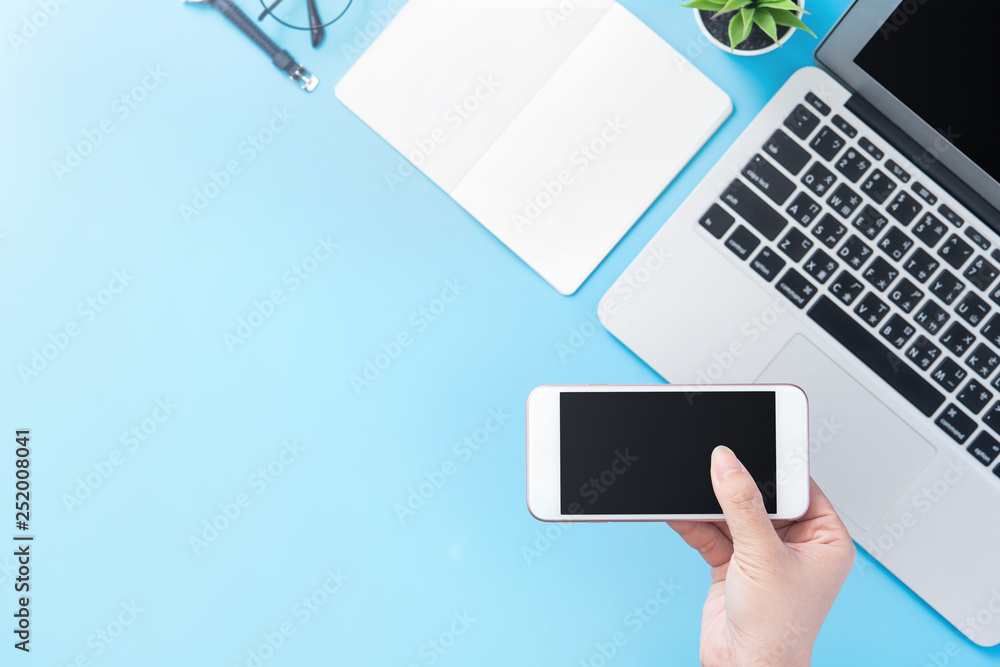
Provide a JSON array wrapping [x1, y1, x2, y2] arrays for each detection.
[[599, 0, 1000, 647]]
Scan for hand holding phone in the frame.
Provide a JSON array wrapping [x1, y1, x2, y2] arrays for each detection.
[[670, 446, 855, 667]]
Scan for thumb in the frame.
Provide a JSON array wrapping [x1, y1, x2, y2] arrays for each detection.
[[711, 445, 782, 554]]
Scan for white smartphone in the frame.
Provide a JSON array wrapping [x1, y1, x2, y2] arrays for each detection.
[[526, 384, 810, 522]]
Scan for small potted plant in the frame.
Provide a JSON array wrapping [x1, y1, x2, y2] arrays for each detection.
[[681, 0, 815, 56]]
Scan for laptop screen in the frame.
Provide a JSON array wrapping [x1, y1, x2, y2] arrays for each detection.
[[853, 4, 996, 180]]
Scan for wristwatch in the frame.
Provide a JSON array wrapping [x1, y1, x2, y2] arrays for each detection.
[[186, 0, 319, 92]]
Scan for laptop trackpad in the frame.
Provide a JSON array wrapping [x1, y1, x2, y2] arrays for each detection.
[[756, 335, 937, 530]]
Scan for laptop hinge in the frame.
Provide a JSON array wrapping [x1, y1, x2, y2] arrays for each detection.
[[846, 95, 1000, 235]]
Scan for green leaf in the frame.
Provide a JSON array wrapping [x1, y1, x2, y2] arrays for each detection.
[[712, 0, 751, 18], [771, 9, 816, 37], [728, 12, 748, 50], [740, 7, 755, 41], [679, 0, 726, 9], [757, 0, 810, 13], [755, 8, 780, 44]]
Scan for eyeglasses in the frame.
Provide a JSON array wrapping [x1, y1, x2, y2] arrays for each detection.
[[258, 0, 354, 48]]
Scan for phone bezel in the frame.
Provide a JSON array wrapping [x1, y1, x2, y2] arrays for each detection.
[[526, 384, 810, 522]]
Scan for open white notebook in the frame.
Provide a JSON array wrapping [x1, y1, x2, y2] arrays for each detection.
[[336, 0, 731, 294]]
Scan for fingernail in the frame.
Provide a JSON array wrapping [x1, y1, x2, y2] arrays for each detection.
[[712, 445, 743, 478]]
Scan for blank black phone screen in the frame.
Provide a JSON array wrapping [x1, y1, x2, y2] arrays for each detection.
[[560, 391, 776, 515]]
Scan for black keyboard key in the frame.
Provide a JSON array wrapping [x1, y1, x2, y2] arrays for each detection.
[[904, 248, 940, 284], [784, 104, 819, 140], [914, 300, 949, 335], [860, 169, 896, 205], [852, 205, 889, 240], [786, 192, 821, 227], [956, 292, 990, 327], [863, 257, 899, 292], [837, 235, 873, 271], [722, 181, 787, 241], [931, 358, 968, 393], [888, 277, 923, 313], [940, 322, 976, 357], [938, 233, 974, 269], [887, 192, 923, 225], [743, 155, 796, 205], [827, 184, 863, 219], [858, 137, 884, 161], [805, 92, 831, 116], [983, 402, 1000, 436], [835, 148, 871, 183], [968, 431, 1000, 465], [776, 268, 818, 309], [939, 204, 964, 227], [855, 292, 890, 327], [905, 335, 941, 371], [803, 249, 838, 284], [965, 227, 991, 251], [750, 247, 786, 282], [878, 227, 915, 262], [964, 256, 999, 291], [886, 159, 910, 183], [935, 404, 976, 444], [830, 271, 865, 306], [930, 270, 965, 305], [778, 227, 813, 262], [966, 342, 1000, 379], [958, 380, 993, 414], [912, 213, 947, 248], [880, 313, 916, 348], [982, 314, 1000, 347], [811, 214, 847, 249], [912, 182, 938, 206], [810, 126, 846, 161], [725, 225, 760, 260], [831, 114, 857, 138], [801, 162, 837, 196], [808, 296, 944, 416], [763, 129, 810, 175], [700, 204, 736, 239]]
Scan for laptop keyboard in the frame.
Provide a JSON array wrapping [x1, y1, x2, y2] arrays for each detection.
[[698, 92, 1000, 479]]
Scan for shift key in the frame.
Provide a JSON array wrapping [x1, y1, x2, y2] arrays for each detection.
[[721, 180, 788, 241]]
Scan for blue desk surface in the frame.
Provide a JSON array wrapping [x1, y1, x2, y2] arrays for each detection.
[[3, 0, 998, 664]]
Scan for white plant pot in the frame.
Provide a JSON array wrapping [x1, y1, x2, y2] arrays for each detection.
[[694, 1, 805, 56]]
